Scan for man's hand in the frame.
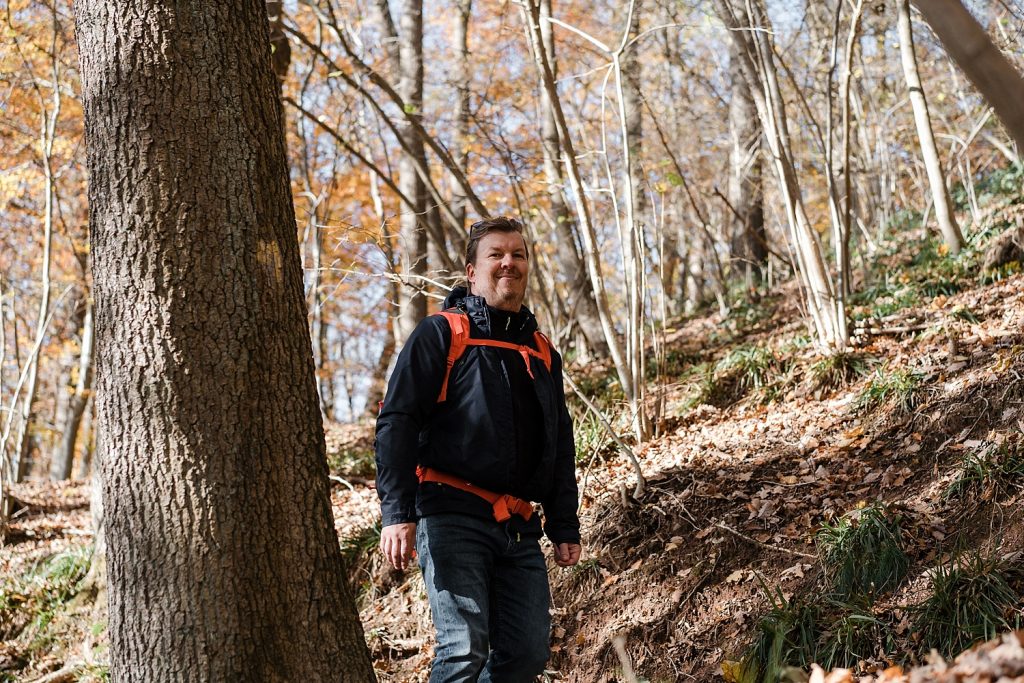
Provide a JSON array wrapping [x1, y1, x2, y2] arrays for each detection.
[[380, 522, 417, 571], [553, 542, 582, 567]]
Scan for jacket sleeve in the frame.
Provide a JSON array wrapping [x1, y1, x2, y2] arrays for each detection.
[[541, 350, 582, 545], [374, 315, 450, 527]]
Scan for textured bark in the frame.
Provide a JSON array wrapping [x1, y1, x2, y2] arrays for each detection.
[[912, 0, 1024, 152], [395, 0, 428, 346], [727, 38, 766, 288], [51, 298, 94, 480], [621, 0, 645, 231], [537, 0, 608, 359], [72, 0, 375, 680], [896, 0, 964, 254], [452, 0, 472, 233]]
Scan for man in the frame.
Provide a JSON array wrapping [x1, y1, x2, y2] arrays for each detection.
[[375, 216, 582, 682]]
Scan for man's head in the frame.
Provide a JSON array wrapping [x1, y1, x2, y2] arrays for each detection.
[[465, 217, 530, 312]]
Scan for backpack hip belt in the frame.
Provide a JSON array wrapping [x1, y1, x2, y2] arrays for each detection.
[[416, 465, 534, 523]]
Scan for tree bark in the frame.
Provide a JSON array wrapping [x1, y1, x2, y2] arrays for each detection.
[[912, 0, 1024, 152], [452, 0, 473, 234], [72, 0, 376, 679], [726, 37, 766, 288], [395, 0, 429, 346]]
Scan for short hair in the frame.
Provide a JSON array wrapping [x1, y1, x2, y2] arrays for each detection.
[[465, 217, 529, 266]]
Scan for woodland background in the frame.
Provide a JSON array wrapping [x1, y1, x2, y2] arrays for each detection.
[[2, 0, 1024, 681]]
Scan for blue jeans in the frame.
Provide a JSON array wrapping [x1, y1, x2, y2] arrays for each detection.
[[417, 514, 551, 683]]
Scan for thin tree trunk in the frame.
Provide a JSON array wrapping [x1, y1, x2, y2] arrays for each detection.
[[726, 37, 766, 288], [15, 8, 61, 481], [452, 0, 473, 235], [535, 0, 608, 359], [896, 0, 964, 253], [396, 0, 429, 346], [715, 0, 847, 351], [51, 298, 94, 480], [617, 0, 649, 439], [72, 0, 376, 678], [522, 0, 635, 420]]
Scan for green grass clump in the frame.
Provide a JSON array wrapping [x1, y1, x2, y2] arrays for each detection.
[[944, 441, 1024, 503], [0, 545, 92, 657], [949, 305, 980, 323], [855, 367, 921, 416], [952, 162, 1024, 211], [573, 411, 610, 463], [816, 503, 909, 601], [980, 259, 1024, 285], [914, 550, 1024, 657], [327, 448, 376, 478], [809, 351, 873, 392], [816, 598, 892, 670], [654, 348, 703, 379], [340, 522, 384, 600], [739, 588, 820, 683], [717, 345, 783, 395], [688, 345, 791, 408]]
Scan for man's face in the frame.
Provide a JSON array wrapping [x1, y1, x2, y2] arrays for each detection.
[[466, 231, 530, 312]]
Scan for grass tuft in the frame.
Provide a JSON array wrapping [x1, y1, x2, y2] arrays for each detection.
[[943, 440, 1024, 503], [739, 587, 819, 683], [816, 502, 909, 601], [327, 448, 376, 478], [913, 549, 1024, 657], [809, 352, 873, 392], [855, 367, 921, 416], [688, 345, 790, 408], [817, 597, 892, 670]]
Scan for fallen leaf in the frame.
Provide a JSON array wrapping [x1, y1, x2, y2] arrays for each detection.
[[721, 659, 742, 683]]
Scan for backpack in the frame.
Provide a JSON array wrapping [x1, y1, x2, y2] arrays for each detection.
[[435, 310, 553, 403]]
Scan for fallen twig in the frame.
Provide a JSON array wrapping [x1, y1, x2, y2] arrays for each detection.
[[714, 521, 816, 559], [28, 662, 84, 683]]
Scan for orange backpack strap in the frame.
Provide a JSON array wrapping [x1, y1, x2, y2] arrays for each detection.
[[533, 331, 553, 372], [436, 311, 470, 403], [433, 311, 555, 402]]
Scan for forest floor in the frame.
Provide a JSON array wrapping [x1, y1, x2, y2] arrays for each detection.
[[3, 191, 1024, 682]]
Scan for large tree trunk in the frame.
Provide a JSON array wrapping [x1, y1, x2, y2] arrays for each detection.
[[726, 37, 766, 288], [535, 0, 608, 359], [51, 297, 94, 480], [912, 0, 1024, 152], [72, 0, 376, 680], [395, 0, 429, 346], [896, 0, 964, 254]]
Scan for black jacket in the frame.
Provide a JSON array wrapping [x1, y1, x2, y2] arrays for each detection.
[[374, 287, 581, 544]]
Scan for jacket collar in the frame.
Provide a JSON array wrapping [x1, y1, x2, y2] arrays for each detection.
[[443, 286, 538, 339]]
